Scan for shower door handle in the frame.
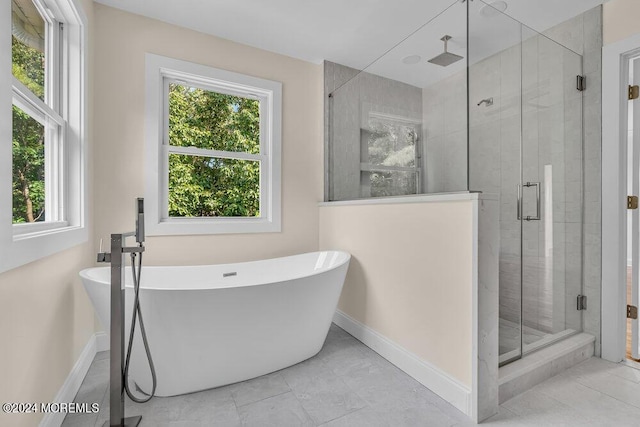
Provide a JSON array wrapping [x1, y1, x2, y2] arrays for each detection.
[[517, 184, 522, 220], [517, 182, 541, 221]]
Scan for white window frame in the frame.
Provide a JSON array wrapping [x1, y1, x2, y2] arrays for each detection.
[[0, 0, 87, 273], [145, 54, 282, 235]]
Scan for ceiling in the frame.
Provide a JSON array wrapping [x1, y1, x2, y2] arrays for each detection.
[[95, 0, 608, 88]]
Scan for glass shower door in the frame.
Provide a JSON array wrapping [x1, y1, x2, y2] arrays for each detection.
[[468, 1, 584, 365], [519, 28, 583, 356]]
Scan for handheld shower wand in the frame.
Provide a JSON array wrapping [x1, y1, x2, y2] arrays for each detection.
[[135, 198, 144, 245]]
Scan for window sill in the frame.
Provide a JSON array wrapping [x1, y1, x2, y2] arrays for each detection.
[[0, 223, 88, 274], [13, 221, 70, 239], [148, 217, 281, 236]]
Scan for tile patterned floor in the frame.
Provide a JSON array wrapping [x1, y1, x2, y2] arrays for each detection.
[[63, 324, 640, 426]]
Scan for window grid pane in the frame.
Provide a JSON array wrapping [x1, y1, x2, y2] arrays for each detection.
[[12, 104, 46, 223], [361, 170, 418, 198], [168, 153, 260, 218], [168, 82, 260, 154], [11, 0, 47, 102]]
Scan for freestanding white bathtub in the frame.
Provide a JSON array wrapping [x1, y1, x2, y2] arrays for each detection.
[[80, 251, 350, 397]]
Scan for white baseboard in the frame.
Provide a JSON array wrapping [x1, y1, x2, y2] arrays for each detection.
[[39, 334, 98, 427], [95, 331, 109, 352], [333, 310, 471, 417]]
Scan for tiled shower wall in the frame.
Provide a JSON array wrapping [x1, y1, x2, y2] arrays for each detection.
[[324, 61, 423, 201], [422, 71, 468, 193]]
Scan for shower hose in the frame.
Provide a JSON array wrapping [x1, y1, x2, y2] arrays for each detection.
[[123, 250, 157, 403]]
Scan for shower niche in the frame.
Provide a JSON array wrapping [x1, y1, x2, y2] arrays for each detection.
[[326, 0, 588, 368]]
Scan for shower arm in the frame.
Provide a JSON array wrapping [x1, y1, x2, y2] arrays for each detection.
[[442, 35, 451, 52], [96, 199, 146, 427]]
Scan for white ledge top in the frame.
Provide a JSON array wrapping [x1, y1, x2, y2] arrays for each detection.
[[319, 192, 497, 207]]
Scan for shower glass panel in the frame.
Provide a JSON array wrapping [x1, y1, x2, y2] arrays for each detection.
[[326, 0, 468, 201], [520, 27, 583, 356], [468, 1, 525, 362], [468, 1, 584, 365]]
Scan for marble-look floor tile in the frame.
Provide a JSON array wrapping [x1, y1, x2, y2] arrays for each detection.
[[608, 363, 640, 384], [280, 355, 335, 390], [501, 388, 595, 425], [533, 378, 640, 426], [342, 362, 438, 416], [60, 412, 99, 427], [230, 372, 291, 407], [320, 402, 456, 427], [476, 406, 520, 426], [572, 369, 640, 408], [93, 387, 110, 426], [288, 372, 366, 424], [95, 351, 110, 361], [555, 356, 617, 380], [121, 389, 241, 427], [168, 421, 216, 427], [238, 392, 314, 427], [318, 342, 375, 378], [502, 389, 570, 416], [172, 388, 240, 425], [74, 372, 108, 408]]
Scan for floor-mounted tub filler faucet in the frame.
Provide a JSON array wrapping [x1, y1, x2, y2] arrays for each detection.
[[97, 198, 156, 427]]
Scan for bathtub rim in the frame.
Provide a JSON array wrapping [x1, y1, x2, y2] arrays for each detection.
[[79, 250, 350, 291]]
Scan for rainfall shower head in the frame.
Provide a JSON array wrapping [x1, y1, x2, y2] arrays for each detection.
[[428, 35, 463, 67]]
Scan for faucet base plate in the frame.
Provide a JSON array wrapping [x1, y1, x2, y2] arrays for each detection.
[[103, 415, 142, 427]]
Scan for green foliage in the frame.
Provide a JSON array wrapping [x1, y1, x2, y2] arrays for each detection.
[[12, 36, 46, 223], [12, 106, 45, 223], [12, 35, 45, 99], [167, 84, 261, 217]]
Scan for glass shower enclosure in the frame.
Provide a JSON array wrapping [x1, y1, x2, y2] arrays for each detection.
[[326, 0, 584, 365], [467, 1, 584, 365]]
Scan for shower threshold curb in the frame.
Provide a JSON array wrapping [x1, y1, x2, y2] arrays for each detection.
[[498, 333, 595, 403]]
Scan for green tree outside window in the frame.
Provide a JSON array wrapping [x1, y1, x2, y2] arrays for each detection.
[[167, 84, 261, 218]]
